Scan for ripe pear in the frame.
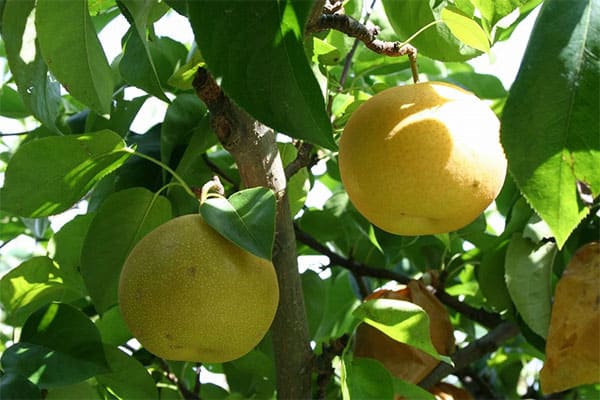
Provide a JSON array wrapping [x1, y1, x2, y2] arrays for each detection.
[[339, 81, 507, 235], [118, 214, 279, 363]]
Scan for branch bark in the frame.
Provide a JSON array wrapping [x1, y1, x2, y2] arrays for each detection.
[[418, 321, 521, 389], [294, 226, 504, 329], [307, 13, 419, 82], [193, 68, 312, 399]]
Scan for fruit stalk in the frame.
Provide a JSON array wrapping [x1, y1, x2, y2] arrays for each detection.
[[193, 68, 313, 399]]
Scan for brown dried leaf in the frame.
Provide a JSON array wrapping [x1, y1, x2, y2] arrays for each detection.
[[540, 241, 600, 394], [354, 280, 454, 383]]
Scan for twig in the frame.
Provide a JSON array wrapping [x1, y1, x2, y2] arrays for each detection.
[[193, 363, 202, 398], [418, 322, 521, 389], [339, 0, 377, 88], [284, 142, 317, 180], [159, 359, 200, 400], [314, 334, 350, 399], [308, 13, 419, 83], [201, 153, 239, 188], [294, 226, 504, 329], [0, 132, 29, 136], [294, 224, 410, 284]]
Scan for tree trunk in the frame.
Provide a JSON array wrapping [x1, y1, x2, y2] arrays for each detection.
[[194, 69, 313, 399]]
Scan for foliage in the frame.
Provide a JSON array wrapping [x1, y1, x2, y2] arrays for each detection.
[[0, 0, 598, 399]]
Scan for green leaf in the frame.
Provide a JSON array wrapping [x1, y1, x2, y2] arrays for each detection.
[[0, 84, 30, 118], [85, 94, 149, 137], [1, 0, 61, 131], [95, 305, 133, 345], [188, 0, 335, 149], [505, 234, 556, 338], [382, 0, 481, 61], [0, 130, 131, 217], [478, 243, 513, 313], [161, 93, 208, 166], [471, 0, 529, 27], [302, 270, 329, 340], [200, 187, 276, 260], [352, 298, 451, 364], [49, 213, 96, 293], [168, 116, 218, 216], [45, 381, 101, 400], [1, 303, 109, 387], [81, 187, 172, 313], [119, 26, 169, 102], [279, 143, 310, 217], [0, 256, 83, 326], [0, 373, 41, 400], [96, 345, 158, 400], [441, 7, 490, 53], [393, 377, 436, 400], [501, 0, 600, 248], [35, 0, 114, 114], [341, 356, 395, 400]]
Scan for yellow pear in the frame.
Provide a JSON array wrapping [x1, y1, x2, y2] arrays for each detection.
[[118, 214, 279, 363], [339, 81, 507, 235]]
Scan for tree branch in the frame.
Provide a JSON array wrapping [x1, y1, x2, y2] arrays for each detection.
[[294, 226, 504, 329], [159, 359, 199, 400], [308, 13, 419, 82], [418, 321, 521, 389], [193, 68, 313, 399], [284, 142, 317, 180]]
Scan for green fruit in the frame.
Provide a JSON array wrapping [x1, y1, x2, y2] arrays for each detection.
[[119, 214, 279, 363]]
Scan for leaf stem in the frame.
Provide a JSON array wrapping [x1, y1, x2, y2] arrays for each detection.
[[122, 148, 196, 199]]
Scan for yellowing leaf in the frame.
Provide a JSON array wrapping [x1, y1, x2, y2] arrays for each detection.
[[441, 7, 490, 53], [540, 241, 600, 394]]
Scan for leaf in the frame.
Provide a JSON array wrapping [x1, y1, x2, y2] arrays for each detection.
[[200, 187, 276, 260], [96, 345, 158, 400], [501, 0, 600, 248], [352, 298, 451, 364], [119, 26, 169, 102], [478, 243, 513, 313], [80, 187, 172, 313], [0, 256, 83, 326], [0, 303, 109, 387], [505, 234, 556, 338], [441, 7, 490, 52], [188, 0, 335, 149], [49, 213, 96, 293], [95, 305, 133, 346], [85, 94, 149, 137], [0, 373, 41, 400], [161, 93, 208, 166], [0, 84, 30, 118], [341, 356, 395, 400], [381, 0, 481, 61], [279, 142, 310, 217], [393, 378, 436, 400], [1, 0, 61, 131], [0, 130, 131, 217], [35, 0, 113, 114]]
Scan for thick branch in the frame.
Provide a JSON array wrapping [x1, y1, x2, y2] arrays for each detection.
[[418, 321, 521, 389], [193, 68, 312, 399], [308, 13, 419, 82]]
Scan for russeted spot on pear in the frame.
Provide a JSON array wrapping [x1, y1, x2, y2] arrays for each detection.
[[118, 214, 279, 363], [338, 81, 507, 236]]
